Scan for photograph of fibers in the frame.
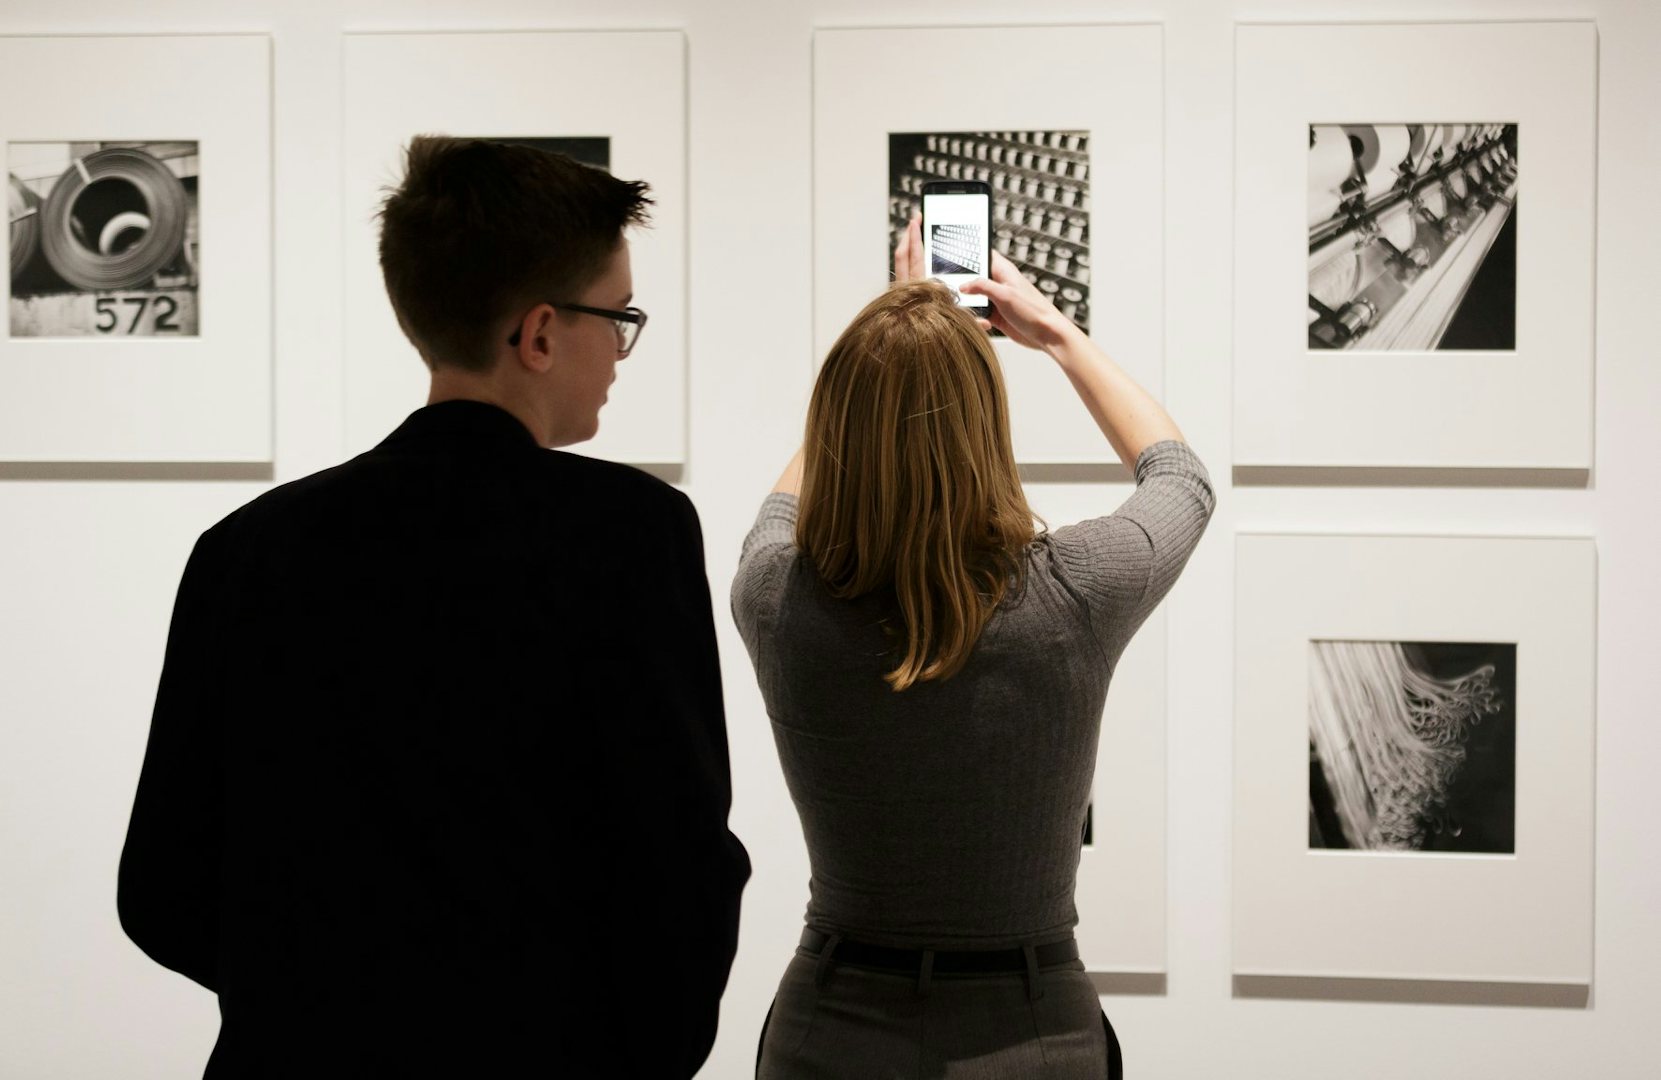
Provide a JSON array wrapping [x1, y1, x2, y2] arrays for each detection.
[[1308, 639, 1516, 854], [889, 130, 1091, 333], [8, 140, 199, 337], [1307, 123, 1517, 351]]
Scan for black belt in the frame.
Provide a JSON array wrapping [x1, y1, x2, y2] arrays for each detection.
[[800, 927, 1079, 975]]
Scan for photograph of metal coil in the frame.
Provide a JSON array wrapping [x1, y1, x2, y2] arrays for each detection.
[[1308, 640, 1516, 854], [1308, 124, 1517, 351], [8, 141, 199, 337], [481, 135, 610, 172], [889, 131, 1091, 333]]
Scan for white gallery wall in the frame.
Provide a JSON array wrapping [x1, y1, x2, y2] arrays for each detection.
[[0, 0, 1655, 1077]]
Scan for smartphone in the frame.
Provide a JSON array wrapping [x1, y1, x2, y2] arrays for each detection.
[[920, 180, 992, 310]]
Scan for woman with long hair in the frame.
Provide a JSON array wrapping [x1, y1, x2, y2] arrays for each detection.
[[732, 219, 1213, 1077]]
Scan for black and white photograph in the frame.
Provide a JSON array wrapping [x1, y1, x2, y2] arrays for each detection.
[[928, 222, 984, 276], [1308, 639, 1516, 854], [889, 131, 1091, 333], [8, 141, 199, 337], [483, 136, 610, 172], [1307, 123, 1517, 351]]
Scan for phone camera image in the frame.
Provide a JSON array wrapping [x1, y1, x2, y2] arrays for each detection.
[[917, 184, 991, 309], [929, 223, 986, 276]]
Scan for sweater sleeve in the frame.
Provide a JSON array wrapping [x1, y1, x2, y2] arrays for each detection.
[[1047, 440, 1216, 664], [730, 492, 800, 667]]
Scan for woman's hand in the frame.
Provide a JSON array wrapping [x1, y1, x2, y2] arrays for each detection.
[[960, 251, 1079, 355], [896, 216, 1079, 356], [893, 215, 926, 282]]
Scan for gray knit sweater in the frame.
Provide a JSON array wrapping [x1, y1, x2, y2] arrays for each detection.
[[731, 440, 1215, 949]]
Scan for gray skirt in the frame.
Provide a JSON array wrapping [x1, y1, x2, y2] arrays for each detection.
[[756, 944, 1122, 1079]]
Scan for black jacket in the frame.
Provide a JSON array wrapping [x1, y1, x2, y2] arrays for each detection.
[[117, 401, 749, 1077]]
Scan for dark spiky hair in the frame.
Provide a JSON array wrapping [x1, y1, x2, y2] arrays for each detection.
[[377, 135, 651, 372]]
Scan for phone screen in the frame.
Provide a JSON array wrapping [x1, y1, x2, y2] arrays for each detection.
[[922, 190, 991, 309]]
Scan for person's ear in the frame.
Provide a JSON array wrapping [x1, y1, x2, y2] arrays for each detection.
[[514, 304, 558, 374]]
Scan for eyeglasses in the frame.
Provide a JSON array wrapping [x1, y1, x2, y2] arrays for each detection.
[[508, 303, 648, 357]]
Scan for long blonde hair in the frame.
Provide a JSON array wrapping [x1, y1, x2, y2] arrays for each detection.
[[798, 280, 1037, 691]]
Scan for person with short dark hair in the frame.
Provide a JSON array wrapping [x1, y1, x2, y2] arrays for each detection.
[[118, 136, 749, 1077]]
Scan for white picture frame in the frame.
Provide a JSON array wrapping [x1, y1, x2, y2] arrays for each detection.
[[1025, 482, 1167, 986], [1233, 21, 1597, 472], [1234, 532, 1595, 987], [343, 30, 687, 465], [813, 25, 1163, 466], [0, 34, 271, 463]]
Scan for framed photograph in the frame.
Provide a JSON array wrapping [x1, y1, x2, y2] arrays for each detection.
[[487, 137, 610, 172], [815, 25, 1162, 466], [888, 131, 1093, 335], [1307, 124, 1517, 352], [1026, 483, 1167, 985], [10, 141, 200, 338], [1309, 640, 1517, 854], [0, 35, 270, 462], [1234, 533, 1594, 988], [343, 31, 686, 465], [1233, 22, 1596, 472]]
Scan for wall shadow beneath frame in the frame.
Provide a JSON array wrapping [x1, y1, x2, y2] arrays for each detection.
[[0, 461, 273, 482], [630, 463, 684, 485], [1232, 465, 1589, 489], [1233, 974, 1588, 1009], [1088, 971, 1167, 997], [1019, 462, 1132, 485]]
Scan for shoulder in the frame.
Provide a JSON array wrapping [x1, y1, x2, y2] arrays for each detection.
[[197, 457, 360, 547], [195, 447, 704, 590], [538, 451, 695, 525], [540, 449, 680, 498], [225, 446, 690, 525], [1042, 515, 1156, 564], [535, 454, 708, 584], [735, 494, 802, 587], [1026, 520, 1157, 617]]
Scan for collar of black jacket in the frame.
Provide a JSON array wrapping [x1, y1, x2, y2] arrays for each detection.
[[377, 399, 541, 452]]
